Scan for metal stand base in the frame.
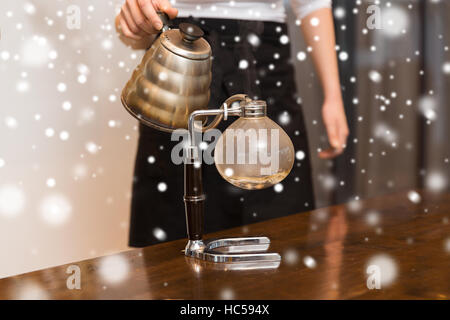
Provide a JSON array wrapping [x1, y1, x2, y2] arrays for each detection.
[[183, 236, 281, 264]]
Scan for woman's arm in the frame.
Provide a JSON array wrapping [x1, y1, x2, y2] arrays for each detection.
[[115, 0, 178, 50], [300, 8, 349, 158]]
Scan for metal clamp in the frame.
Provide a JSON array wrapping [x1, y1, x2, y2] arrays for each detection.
[[184, 236, 281, 266]]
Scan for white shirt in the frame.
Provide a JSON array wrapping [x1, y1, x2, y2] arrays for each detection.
[[174, 0, 332, 23]]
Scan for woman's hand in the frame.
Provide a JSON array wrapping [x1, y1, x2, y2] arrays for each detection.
[[319, 96, 349, 159], [115, 0, 178, 48], [299, 8, 350, 159]]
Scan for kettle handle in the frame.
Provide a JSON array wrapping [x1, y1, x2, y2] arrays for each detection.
[[156, 11, 171, 32], [197, 94, 250, 132]]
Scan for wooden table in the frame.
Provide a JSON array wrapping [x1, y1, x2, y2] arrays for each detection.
[[0, 190, 449, 300]]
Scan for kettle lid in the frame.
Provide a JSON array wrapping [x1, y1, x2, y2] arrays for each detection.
[[160, 23, 211, 60]]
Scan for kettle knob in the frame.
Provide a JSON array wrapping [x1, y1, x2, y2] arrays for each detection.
[[179, 23, 204, 42]]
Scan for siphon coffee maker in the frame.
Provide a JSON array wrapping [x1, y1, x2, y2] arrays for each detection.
[[121, 13, 295, 265]]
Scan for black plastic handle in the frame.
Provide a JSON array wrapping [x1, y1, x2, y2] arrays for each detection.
[[156, 11, 170, 30]]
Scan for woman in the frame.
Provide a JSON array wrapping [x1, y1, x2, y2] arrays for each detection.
[[115, 0, 349, 247]]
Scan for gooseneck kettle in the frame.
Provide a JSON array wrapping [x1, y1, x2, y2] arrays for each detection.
[[121, 12, 222, 132]]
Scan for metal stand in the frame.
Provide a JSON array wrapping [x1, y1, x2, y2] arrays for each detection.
[[181, 95, 281, 265], [184, 237, 281, 263]]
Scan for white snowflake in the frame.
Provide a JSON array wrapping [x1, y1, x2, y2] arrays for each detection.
[[85, 142, 99, 154], [381, 6, 410, 38], [310, 17, 320, 27], [16, 81, 29, 93], [279, 35, 289, 45], [365, 210, 381, 226], [57, 82, 67, 92], [153, 227, 167, 241], [0, 185, 25, 218], [157, 182, 168, 192], [46, 178, 56, 188], [224, 168, 234, 177], [283, 249, 299, 265], [21, 36, 52, 67], [62, 101, 72, 111], [39, 194, 72, 226], [296, 150, 305, 160], [339, 51, 348, 61], [368, 70, 382, 83], [296, 51, 306, 61], [366, 254, 398, 287], [238, 59, 248, 69], [4, 116, 18, 129], [220, 288, 235, 300], [334, 7, 346, 19], [425, 171, 447, 192], [407, 191, 421, 204], [98, 255, 130, 284], [303, 256, 317, 269], [273, 183, 283, 193], [247, 33, 260, 47], [442, 62, 450, 74]]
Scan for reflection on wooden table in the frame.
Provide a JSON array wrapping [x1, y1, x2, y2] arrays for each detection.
[[0, 190, 449, 299]]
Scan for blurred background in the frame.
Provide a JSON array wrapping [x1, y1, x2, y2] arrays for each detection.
[[0, 0, 449, 278]]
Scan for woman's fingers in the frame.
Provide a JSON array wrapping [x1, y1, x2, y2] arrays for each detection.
[[118, 13, 142, 40], [117, 0, 179, 40], [121, 4, 142, 35], [158, 0, 178, 19], [138, 0, 164, 30], [318, 147, 342, 159], [126, 0, 154, 34], [319, 116, 346, 159], [324, 118, 341, 150], [320, 101, 349, 159], [339, 121, 349, 149]]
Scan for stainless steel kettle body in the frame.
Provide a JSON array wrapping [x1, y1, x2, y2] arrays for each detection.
[[121, 14, 213, 132]]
